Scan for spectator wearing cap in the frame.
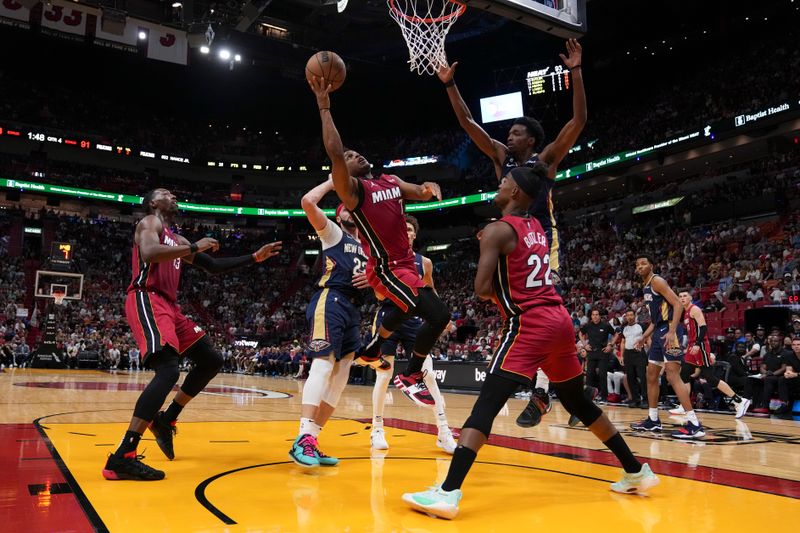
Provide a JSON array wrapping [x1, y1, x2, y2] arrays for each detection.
[[790, 316, 800, 338], [719, 327, 738, 361], [754, 325, 768, 354]]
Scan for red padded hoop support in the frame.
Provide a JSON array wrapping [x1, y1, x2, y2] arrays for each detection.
[[388, 0, 466, 23]]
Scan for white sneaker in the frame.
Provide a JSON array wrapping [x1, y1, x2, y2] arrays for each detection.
[[436, 427, 457, 454], [610, 463, 660, 495], [734, 397, 751, 419], [402, 485, 462, 520], [668, 405, 686, 415], [371, 427, 389, 450]]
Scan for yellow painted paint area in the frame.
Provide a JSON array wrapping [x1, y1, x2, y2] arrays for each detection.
[[43, 420, 798, 533]]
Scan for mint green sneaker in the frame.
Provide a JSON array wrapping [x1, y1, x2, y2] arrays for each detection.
[[402, 485, 462, 519], [289, 434, 320, 468], [610, 463, 659, 494], [313, 443, 339, 466]]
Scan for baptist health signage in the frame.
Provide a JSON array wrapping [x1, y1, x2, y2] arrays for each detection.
[[734, 103, 792, 128]]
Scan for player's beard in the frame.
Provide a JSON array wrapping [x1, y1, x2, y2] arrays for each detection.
[[341, 220, 357, 230]]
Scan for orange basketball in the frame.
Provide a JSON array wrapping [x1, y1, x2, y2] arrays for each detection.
[[305, 51, 346, 92]]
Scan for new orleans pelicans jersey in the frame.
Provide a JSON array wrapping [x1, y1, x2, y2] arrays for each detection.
[[316, 220, 367, 298], [644, 275, 671, 327]]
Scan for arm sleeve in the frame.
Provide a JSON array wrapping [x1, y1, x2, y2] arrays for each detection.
[[191, 252, 255, 275], [696, 325, 707, 345], [316, 219, 343, 250]]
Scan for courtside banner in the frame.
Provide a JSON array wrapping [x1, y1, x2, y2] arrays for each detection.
[[393, 360, 490, 391], [41, 0, 91, 36], [0, 0, 30, 24]]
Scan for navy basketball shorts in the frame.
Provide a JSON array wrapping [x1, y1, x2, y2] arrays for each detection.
[[306, 288, 362, 360]]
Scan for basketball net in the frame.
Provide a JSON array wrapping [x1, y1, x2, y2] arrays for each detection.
[[388, 0, 465, 76], [52, 292, 66, 306]]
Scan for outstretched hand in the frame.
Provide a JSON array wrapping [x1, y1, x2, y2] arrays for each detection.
[[421, 182, 442, 201], [436, 61, 458, 84], [559, 38, 582, 69], [253, 241, 283, 263], [308, 76, 332, 110]]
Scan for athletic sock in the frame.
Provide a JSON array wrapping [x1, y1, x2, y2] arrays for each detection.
[[603, 433, 641, 474], [372, 415, 384, 429], [441, 445, 477, 492], [405, 353, 426, 375], [115, 430, 141, 457], [731, 394, 742, 403], [648, 408, 659, 422], [163, 400, 184, 423], [686, 410, 700, 426], [435, 411, 448, 429], [309, 421, 322, 438], [299, 417, 316, 437]]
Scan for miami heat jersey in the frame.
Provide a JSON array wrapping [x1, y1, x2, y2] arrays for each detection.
[[683, 304, 710, 352], [350, 174, 414, 268], [128, 225, 182, 303], [492, 214, 563, 319], [317, 221, 368, 299], [501, 153, 559, 271], [643, 275, 671, 326]]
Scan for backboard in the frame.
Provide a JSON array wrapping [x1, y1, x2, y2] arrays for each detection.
[[34, 270, 84, 301], [462, 0, 587, 38]]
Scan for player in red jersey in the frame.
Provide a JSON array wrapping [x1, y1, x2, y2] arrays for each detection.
[[676, 289, 751, 419], [103, 188, 281, 481], [309, 76, 451, 406], [402, 166, 658, 520]]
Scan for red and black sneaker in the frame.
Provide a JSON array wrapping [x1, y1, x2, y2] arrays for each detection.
[[516, 388, 551, 428], [148, 411, 177, 460], [102, 451, 165, 481], [393, 371, 434, 407]]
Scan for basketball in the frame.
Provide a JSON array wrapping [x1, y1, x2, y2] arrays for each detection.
[[305, 51, 346, 91]]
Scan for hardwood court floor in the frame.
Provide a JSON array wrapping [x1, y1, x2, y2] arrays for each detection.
[[2, 368, 799, 532]]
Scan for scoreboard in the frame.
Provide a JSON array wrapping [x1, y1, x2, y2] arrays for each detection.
[[50, 241, 74, 268], [526, 65, 572, 97]]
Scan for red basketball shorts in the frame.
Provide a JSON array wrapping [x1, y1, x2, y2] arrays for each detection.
[[367, 258, 426, 313], [488, 304, 582, 384], [684, 340, 713, 367], [125, 291, 205, 364]]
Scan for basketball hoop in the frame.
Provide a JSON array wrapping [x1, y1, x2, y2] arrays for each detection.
[[387, 0, 465, 76], [52, 292, 66, 306]]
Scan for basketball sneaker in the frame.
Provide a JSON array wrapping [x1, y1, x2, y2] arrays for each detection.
[[733, 397, 751, 419], [630, 417, 662, 432], [148, 411, 177, 460], [668, 405, 686, 415], [102, 451, 165, 481], [610, 463, 659, 495], [353, 354, 391, 371], [670, 421, 705, 439], [394, 371, 435, 407], [289, 434, 320, 468], [313, 443, 339, 466], [371, 427, 389, 450], [516, 388, 551, 428], [569, 386, 599, 427], [436, 426, 457, 454], [402, 485, 463, 520]]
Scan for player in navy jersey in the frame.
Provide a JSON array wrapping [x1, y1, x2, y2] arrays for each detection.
[[402, 166, 657, 520], [309, 76, 452, 408], [630, 256, 704, 438], [289, 178, 372, 468], [105, 188, 281, 481], [437, 39, 586, 425], [366, 215, 457, 453], [673, 288, 751, 420]]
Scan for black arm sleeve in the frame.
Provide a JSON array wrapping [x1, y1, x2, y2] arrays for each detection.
[[696, 325, 707, 345], [191, 252, 255, 275]]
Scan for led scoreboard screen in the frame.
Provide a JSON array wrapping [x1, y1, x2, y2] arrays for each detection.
[[50, 241, 74, 267], [526, 65, 572, 96]]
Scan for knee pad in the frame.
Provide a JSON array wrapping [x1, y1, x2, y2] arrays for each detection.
[[380, 305, 410, 332], [553, 375, 603, 427], [701, 367, 721, 388], [150, 348, 181, 383], [303, 356, 335, 407], [180, 338, 224, 397], [416, 288, 450, 329]]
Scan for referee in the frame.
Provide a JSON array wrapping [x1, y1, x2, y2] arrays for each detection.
[[619, 309, 647, 407], [580, 308, 614, 402]]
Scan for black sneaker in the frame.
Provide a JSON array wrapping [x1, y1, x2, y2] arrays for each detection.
[[102, 451, 165, 481], [569, 386, 599, 427], [630, 417, 662, 432], [516, 388, 551, 428], [149, 411, 177, 460]]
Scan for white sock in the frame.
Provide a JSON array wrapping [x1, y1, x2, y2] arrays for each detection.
[[373, 416, 384, 430], [648, 408, 659, 421], [686, 410, 700, 426], [299, 417, 316, 436], [423, 356, 449, 428]]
